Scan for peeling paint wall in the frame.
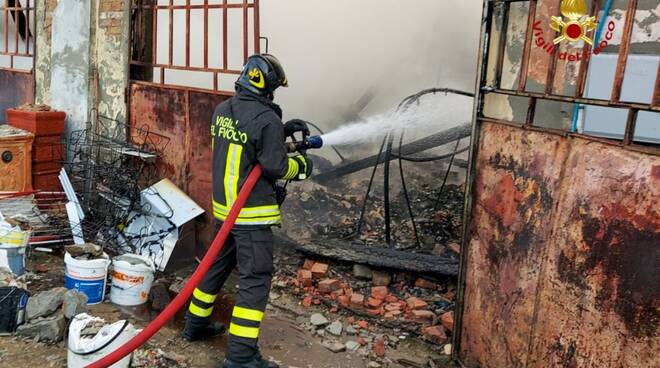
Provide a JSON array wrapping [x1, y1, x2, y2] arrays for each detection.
[[49, 0, 91, 137], [94, 0, 129, 125], [35, 0, 130, 133]]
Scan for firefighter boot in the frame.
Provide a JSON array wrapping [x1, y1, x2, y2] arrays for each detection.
[[222, 356, 279, 368], [182, 314, 226, 342]]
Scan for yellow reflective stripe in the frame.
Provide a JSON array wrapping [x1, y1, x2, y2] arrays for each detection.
[[213, 211, 281, 225], [299, 156, 308, 179], [229, 323, 260, 339], [283, 158, 299, 180], [232, 306, 264, 322], [224, 143, 243, 206], [193, 288, 217, 304], [189, 302, 213, 317]]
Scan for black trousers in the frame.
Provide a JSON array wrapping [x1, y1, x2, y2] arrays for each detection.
[[186, 223, 274, 362]]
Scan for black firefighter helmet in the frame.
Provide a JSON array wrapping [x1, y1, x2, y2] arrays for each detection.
[[235, 54, 288, 97]]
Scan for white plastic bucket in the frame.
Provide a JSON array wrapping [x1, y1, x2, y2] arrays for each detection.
[[0, 227, 30, 276], [64, 252, 111, 305], [67, 313, 137, 368], [109, 254, 156, 306]]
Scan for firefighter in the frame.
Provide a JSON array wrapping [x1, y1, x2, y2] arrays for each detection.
[[182, 54, 313, 368]]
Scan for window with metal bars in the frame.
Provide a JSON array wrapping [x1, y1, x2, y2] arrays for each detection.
[[481, 0, 659, 147], [130, 0, 260, 93], [0, 0, 35, 72]]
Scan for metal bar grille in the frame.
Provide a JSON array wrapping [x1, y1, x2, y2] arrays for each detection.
[[0, 0, 35, 72], [610, 0, 638, 102], [130, 0, 258, 93]]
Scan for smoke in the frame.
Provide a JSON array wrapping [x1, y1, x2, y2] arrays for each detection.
[[261, 0, 483, 129], [321, 93, 473, 146]]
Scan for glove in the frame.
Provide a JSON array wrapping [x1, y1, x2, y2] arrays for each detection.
[[291, 154, 313, 180], [283, 119, 310, 138]]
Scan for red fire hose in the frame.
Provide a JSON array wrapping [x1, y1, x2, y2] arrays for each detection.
[[86, 165, 263, 368]]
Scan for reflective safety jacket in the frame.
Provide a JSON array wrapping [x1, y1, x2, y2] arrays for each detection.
[[211, 89, 300, 227]]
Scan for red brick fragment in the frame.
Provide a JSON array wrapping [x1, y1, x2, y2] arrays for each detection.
[[409, 309, 435, 323], [441, 311, 454, 332], [448, 242, 461, 254], [297, 269, 312, 287], [367, 297, 383, 308], [406, 297, 428, 310], [373, 338, 386, 357], [302, 259, 315, 270], [318, 279, 341, 293], [338, 295, 350, 308], [385, 303, 402, 312], [357, 320, 369, 329], [358, 337, 367, 346], [302, 295, 312, 307], [371, 286, 389, 300], [311, 263, 329, 278], [423, 325, 447, 344], [414, 278, 438, 290], [367, 308, 382, 316], [34, 264, 49, 273], [385, 295, 399, 303], [350, 293, 365, 309]]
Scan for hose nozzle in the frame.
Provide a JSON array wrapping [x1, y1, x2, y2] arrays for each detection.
[[286, 135, 323, 153]]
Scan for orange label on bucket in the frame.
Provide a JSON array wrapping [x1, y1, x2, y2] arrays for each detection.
[[111, 270, 144, 284]]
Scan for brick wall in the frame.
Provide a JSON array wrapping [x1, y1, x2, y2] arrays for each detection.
[[99, 0, 125, 37]]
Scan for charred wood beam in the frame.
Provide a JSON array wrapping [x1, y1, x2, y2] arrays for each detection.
[[276, 235, 459, 276], [313, 123, 472, 184]]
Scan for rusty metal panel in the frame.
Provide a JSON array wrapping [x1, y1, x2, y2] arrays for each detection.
[[459, 121, 659, 367], [528, 137, 659, 368], [460, 122, 569, 367], [129, 82, 187, 186], [187, 90, 230, 248], [0, 69, 33, 121]]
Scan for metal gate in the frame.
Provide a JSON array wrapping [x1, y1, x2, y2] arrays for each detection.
[[0, 0, 35, 121], [128, 0, 260, 251], [455, 0, 659, 367]]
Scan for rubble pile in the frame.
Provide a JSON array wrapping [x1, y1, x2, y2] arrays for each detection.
[[284, 177, 464, 252], [273, 258, 456, 356], [14, 287, 88, 342]]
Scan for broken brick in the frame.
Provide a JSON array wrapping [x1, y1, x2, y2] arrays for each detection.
[[406, 297, 428, 310], [302, 295, 313, 308], [34, 264, 49, 273], [338, 295, 350, 308], [350, 293, 365, 309], [385, 295, 399, 303], [357, 320, 369, 329], [367, 308, 382, 316], [302, 259, 315, 270], [318, 279, 341, 293], [371, 286, 389, 300], [373, 338, 386, 357], [311, 263, 329, 278], [297, 269, 312, 287], [358, 337, 367, 346], [367, 297, 383, 308], [441, 311, 454, 332], [423, 325, 447, 344], [384, 303, 402, 312], [414, 278, 438, 290], [410, 310, 435, 323], [448, 242, 461, 254], [372, 271, 391, 286]]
